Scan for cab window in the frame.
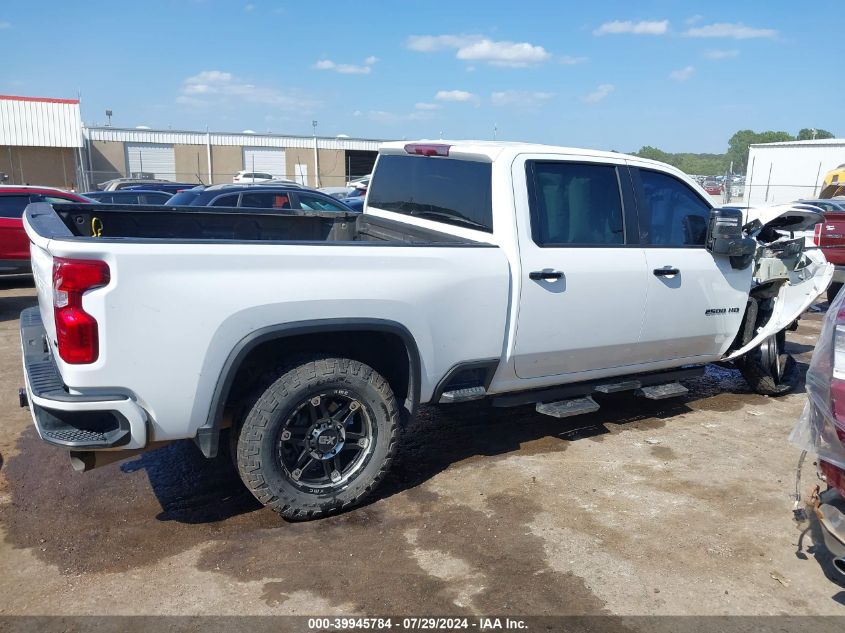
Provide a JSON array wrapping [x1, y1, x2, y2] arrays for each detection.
[[636, 169, 711, 247], [527, 161, 625, 246]]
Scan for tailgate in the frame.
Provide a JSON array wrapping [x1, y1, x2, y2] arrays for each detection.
[[816, 212, 845, 265], [27, 231, 58, 347]]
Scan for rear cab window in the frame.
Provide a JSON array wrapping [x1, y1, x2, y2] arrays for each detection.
[[367, 154, 493, 233]]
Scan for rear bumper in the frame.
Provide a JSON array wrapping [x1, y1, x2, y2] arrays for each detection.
[[810, 487, 845, 561], [0, 258, 31, 274], [19, 307, 147, 450]]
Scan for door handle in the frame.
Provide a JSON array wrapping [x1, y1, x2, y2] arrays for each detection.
[[529, 270, 563, 280], [653, 267, 680, 277]]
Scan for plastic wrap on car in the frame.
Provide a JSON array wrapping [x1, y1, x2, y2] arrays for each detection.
[[789, 289, 845, 470]]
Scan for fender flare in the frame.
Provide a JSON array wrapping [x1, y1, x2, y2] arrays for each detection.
[[194, 318, 422, 457]]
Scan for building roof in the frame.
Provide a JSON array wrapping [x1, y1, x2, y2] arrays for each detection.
[[86, 126, 385, 151], [749, 138, 845, 148], [0, 94, 83, 148]]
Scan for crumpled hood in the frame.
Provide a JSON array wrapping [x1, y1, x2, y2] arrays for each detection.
[[743, 202, 825, 235]]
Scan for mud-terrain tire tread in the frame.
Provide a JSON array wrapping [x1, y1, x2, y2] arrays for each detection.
[[235, 356, 399, 520]]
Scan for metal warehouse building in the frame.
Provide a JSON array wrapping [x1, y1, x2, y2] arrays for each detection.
[[0, 93, 384, 191], [85, 127, 382, 189], [745, 138, 845, 205], [0, 95, 85, 189]]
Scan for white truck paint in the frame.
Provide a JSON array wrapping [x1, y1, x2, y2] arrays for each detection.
[[18, 139, 833, 517]]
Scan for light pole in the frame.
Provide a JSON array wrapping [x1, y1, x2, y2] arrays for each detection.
[[105, 110, 113, 127], [312, 120, 321, 188]]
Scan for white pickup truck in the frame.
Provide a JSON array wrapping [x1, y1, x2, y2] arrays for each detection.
[[19, 141, 833, 519]]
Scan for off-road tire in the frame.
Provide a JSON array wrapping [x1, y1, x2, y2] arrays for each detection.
[[737, 329, 796, 396], [828, 282, 842, 304], [235, 356, 399, 520]]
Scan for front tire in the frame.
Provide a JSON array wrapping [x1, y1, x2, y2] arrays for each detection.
[[737, 329, 796, 396], [828, 282, 842, 304], [236, 356, 399, 520]]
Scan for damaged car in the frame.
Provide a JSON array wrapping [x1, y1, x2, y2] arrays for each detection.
[[18, 141, 833, 518]]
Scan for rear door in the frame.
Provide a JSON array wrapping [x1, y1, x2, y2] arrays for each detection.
[[0, 195, 33, 262], [511, 157, 650, 378], [631, 165, 752, 362]]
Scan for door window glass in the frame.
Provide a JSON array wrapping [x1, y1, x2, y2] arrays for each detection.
[[298, 194, 347, 212], [211, 194, 239, 207], [638, 170, 711, 246], [240, 192, 291, 209], [0, 195, 31, 218], [528, 162, 624, 246]]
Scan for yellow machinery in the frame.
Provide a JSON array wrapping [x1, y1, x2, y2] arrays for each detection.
[[820, 163, 845, 198]]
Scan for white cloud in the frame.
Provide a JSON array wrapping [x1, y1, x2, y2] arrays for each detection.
[[669, 65, 696, 81], [582, 84, 615, 103], [244, 3, 255, 11], [177, 70, 318, 110], [0, 21, 11, 29], [407, 34, 550, 67], [414, 102, 441, 111], [704, 49, 739, 59], [435, 90, 477, 103], [593, 20, 668, 36], [685, 22, 777, 39], [491, 91, 553, 108], [560, 55, 588, 65], [406, 34, 478, 52], [313, 56, 378, 75]]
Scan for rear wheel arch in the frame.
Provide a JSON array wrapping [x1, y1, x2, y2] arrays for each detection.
[[197, 319, 421, 456]]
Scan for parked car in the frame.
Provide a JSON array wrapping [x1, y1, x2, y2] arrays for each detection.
[[340, 196, 364, 211], [703, 180, 722, 195], [83, 190, 174, 205], [799, 199, 845, 213], [233, 171, 274, 184], [0, 186, 91, 274], [319, 186, 354, 199], [18, 141, 831, 520], [810, 202, 845, 301], [791, 291, 845, 577], [165, 184, 355, 212], [346, 174, 371, 188], [97, 178, 182, 191], [120, 182, 199, 195]]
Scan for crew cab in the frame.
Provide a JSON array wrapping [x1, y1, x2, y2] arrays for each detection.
[[18, 141, 833, 520], [0, 186, 91, 274]]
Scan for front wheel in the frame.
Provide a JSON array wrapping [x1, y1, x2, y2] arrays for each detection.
[[737, 330, 796, 396], [236, 356, 400, 520]]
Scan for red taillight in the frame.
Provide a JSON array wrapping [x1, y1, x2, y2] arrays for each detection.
[[52, 258, 110, 364], [404, 143, 450, 157], [814, 224, 822, 246], [821, 460, 845, 497]]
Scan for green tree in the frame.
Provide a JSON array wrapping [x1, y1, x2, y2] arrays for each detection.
[[726, 129, 795, 172], [797, 128, 835, 140]]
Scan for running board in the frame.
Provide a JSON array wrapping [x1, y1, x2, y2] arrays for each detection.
[[439, 386, 487, 403], [594, 379, 642, 393], [536, 396, 600, 419], [637, 382, 689, 400]]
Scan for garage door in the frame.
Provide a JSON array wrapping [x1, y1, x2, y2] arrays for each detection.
[[125, 143, 176, 180], [243, 147, 286, 179]]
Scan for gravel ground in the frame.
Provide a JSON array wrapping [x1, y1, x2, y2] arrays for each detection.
[[0, 275, 843, 617]]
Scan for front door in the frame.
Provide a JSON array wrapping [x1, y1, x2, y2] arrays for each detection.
[[631, 165, 752, 362], [512, 158, 650, 379]]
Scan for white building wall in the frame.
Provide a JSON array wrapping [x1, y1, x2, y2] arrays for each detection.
[[745, 139, 845, 205], [0, 96, 83, 147]]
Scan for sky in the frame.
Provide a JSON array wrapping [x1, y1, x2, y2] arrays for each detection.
[[0, 0, 840, 153]]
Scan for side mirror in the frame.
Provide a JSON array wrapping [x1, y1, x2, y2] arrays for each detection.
[[706, 208, 756, 270]]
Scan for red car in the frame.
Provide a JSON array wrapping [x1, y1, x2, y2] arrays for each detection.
[[703, 180, 722, 196], [813, 207, 845, 301], [0, 186, 91, 274]]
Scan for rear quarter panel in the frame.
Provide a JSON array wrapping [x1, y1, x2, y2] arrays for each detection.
[[39, 239, 511, 441]]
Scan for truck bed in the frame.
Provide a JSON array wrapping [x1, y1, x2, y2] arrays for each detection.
[[26, 203, 479, 246]]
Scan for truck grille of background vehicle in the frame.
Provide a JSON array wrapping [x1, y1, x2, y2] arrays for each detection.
[[536, 396, 600, 418], [637, 382, 690, 400]]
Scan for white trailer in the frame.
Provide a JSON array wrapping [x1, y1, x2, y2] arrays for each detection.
[[745, 138, 845, 206]]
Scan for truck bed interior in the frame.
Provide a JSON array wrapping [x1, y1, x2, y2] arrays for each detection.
[[28, 203, 483, 246]]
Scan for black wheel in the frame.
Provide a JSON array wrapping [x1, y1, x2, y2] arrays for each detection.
[[738, 329, 796, 396], [236, 356, 399, 520], [828, 282, 842, 304]]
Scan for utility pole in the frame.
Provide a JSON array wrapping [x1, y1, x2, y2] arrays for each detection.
[[105, 110, 112, 127], [493, 124, 497, 140]]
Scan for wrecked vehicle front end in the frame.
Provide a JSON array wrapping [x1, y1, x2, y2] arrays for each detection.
[[721, 204, 833, 394]]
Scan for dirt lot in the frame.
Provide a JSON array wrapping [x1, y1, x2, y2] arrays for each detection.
[[0, 275, 844, 617]]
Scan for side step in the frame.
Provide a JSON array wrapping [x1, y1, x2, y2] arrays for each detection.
[[536, 396, 600, 419], [594, 379, 641, 394], [439, 386, 487, 403], [637, 382, 689, 400]]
